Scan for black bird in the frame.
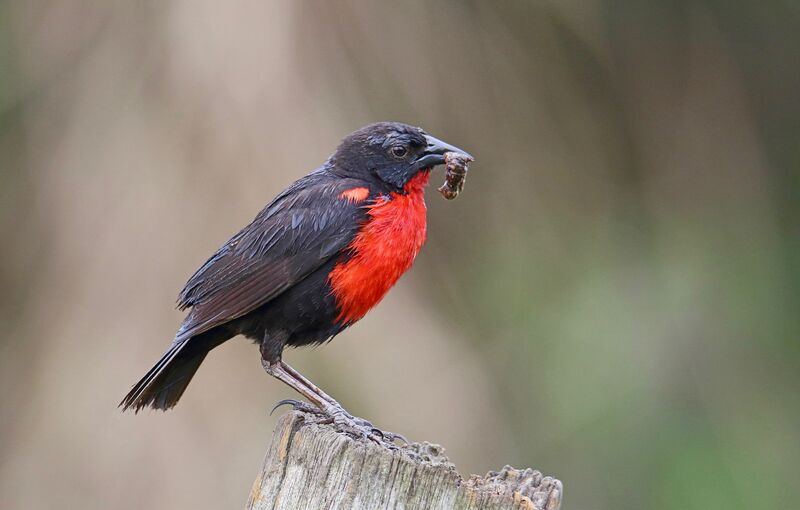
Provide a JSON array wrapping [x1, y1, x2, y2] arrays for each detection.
[[121, 122, 472, 438]]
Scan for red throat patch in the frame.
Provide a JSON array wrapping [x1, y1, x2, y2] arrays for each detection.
[[329, 171, 431, 324]]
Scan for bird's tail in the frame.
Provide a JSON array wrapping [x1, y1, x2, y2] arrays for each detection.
[[120, 340, 209, 412]]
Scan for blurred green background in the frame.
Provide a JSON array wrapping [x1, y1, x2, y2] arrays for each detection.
[[1, 1, 798, 509]]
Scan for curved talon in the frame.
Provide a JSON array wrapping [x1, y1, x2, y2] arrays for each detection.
[[270, 399, 300, 415], [372, 434, 400, 450], [393, 432, 410, 444], [369, 427, 408, 445], [270, 398, 321, 416], [385, 431, 410, 445]]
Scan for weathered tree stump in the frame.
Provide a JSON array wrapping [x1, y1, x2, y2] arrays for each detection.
[[247, 411, 563, 510]]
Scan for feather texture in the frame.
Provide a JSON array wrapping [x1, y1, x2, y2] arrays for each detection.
[[173, 170, 368, 343]]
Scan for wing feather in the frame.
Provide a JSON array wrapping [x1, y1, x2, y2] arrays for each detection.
[[174, 172, 367, 343]]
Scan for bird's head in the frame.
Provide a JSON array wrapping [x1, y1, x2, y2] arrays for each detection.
[[330, 121, 472, 191]]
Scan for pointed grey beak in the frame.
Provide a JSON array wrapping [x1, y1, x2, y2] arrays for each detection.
[[412, 134, 473, 171]]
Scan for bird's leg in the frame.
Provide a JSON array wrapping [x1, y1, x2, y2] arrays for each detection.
[[263, 359, 354, 424], [279, 360, 367, 424], [277, 359, 409, 446], [260, 335, 329, 414], [261, 359, 329, 412], [278, 360, 345, 410], [262, 358, 406, 447], [263, 359, 370, 437]]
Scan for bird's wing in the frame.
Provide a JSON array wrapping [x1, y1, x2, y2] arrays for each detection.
[[174, 172, 368, 343]]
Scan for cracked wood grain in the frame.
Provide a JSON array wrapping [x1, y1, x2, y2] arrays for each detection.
[[246, 411, 563, 510]]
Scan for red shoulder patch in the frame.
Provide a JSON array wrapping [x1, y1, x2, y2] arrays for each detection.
[[339, 187, 370, 203]]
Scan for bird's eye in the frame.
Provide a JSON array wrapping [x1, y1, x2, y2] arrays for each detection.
[[390, 145, 408, 158]]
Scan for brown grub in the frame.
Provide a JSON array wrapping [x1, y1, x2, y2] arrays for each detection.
[[438, 152, 473, 200]]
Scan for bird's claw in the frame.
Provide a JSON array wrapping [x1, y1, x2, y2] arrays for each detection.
[[326, 407, 406, 449], [270, 398, 323, 416], [373, 428, 409, 445], [271, 400, 408, 449]]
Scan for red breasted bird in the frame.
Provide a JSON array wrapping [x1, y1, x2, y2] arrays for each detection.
[[120, 122, 472, 438]]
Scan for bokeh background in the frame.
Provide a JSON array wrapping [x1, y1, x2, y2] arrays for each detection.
[[1, 1, 798, 509]]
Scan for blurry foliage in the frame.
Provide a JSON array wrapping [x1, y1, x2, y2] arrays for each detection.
[[1, 1, 798, 509]]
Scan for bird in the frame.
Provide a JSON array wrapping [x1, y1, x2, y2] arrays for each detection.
[[120, 121, 472, 440]]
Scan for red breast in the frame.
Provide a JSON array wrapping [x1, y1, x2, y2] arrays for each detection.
[[329, 171, 431, 324]]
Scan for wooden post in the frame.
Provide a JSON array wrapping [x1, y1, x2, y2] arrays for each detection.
[[247, 411, 563, 510]]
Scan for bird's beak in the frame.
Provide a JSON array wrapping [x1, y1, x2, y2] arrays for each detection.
[[413, 134, 473, 171]]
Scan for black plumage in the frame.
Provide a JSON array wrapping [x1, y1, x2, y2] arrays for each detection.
[[120, 122, 471, 419]]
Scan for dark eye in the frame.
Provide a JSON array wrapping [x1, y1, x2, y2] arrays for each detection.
[[390, 145, 408, 158]]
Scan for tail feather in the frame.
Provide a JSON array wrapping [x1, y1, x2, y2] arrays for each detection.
[[120, 342, 208, 412]]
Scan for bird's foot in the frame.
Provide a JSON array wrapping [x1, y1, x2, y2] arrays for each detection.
[[325, 406, 408, 448], [270, 399, 408, 448]]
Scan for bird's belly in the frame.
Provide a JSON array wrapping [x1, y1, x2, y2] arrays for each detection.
[[328, 190, 427, 325]]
